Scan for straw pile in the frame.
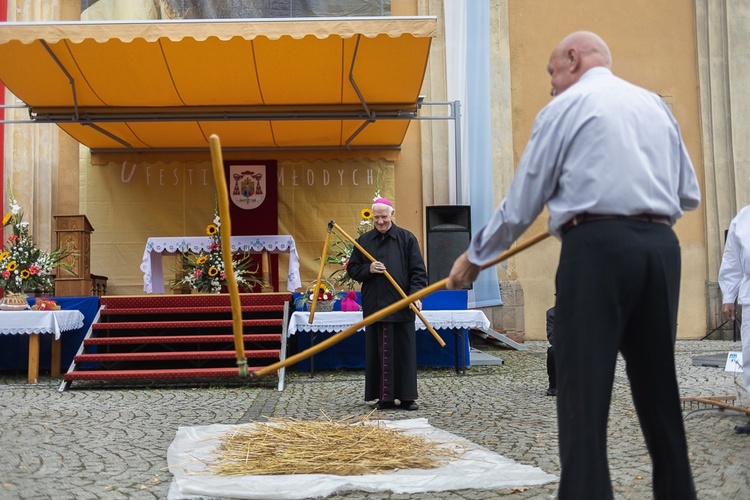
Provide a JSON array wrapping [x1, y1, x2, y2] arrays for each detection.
[[202, 415, 457, 476]]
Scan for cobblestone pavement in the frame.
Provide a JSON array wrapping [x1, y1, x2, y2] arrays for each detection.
[[1, 340, 750, 499]]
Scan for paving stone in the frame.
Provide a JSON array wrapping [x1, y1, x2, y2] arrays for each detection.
[[0, 340, 748, 498]]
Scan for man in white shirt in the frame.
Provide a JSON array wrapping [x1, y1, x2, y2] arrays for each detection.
[[718, 205, 750, 433], [448, 31, 699, 499]]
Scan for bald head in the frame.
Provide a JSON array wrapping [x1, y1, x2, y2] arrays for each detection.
[[547, 31, 612, 97], [559, 31, 612, 67]]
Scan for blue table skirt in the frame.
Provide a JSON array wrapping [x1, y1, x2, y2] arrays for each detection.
[[294, 327, 469, 372], [292, 290, 470, 372], [0, 296, 100, 372]]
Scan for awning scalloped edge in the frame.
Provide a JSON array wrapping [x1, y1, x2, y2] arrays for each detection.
[[0, 16, 437, 44]]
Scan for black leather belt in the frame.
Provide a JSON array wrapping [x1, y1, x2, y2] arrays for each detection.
[[561, 213, 671, 234]]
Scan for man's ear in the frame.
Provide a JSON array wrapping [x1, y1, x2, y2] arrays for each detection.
[[567, 48, 580, 72]]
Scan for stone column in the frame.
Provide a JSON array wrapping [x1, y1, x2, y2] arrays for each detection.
[[4, 0, 81, 253], [418, 0, 451, 208], [695, 0, 750, 334]]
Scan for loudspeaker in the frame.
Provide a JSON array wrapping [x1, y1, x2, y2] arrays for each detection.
[[426, 205, 471, 286]]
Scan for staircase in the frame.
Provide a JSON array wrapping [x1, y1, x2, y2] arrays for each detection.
[[60, 293, 292, 391]]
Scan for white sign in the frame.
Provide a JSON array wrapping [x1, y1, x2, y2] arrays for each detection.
[[725, 351, 743, 372]]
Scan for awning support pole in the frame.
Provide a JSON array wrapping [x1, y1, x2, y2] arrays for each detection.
[[40, 40, 80, 121], [83, 122, 135, 150], [344, 34, 376, 148], [452, 99, 463, 204], [348, 34, 372, 117]]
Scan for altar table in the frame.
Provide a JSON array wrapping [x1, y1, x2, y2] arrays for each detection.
[[0, 310, 84, 383], [288, 310, 490, 374], [141, 235, 301, 294]]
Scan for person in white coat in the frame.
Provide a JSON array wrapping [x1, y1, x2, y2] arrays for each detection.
[[718, 204, 750, 434]]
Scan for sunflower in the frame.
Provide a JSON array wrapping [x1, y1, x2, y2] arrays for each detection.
[[196, 255, 208, 265], [208, 266, 219, 277], [206, 224, 218, 236], [2, 213, 10, 225], [0, 251, 8, 261], [20, 269, 30, 279], [6, 261, 17, 271], [360, 208, 373, 220]]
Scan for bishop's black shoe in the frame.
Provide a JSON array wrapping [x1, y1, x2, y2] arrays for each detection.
[[374, 400, 396, 410], [546, 387, 557, 397], [734, 421, 750, 434], [400, 400, 419, 411]]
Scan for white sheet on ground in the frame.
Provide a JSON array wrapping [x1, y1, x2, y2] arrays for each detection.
[[167, 417, 557, 499]]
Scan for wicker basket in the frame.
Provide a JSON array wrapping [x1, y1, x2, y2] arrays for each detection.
[[313, 300, 335, 312], [0, 294, 30, 311], [304, 279, 337, 312]]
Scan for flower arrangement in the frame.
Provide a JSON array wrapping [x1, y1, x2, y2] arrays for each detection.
[[171, 211, 265, 294], [295, 279, 344, 312], [0, 191, 76, 295]]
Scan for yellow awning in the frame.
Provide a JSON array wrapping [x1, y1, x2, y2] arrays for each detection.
[[0, 17, 435, 159]]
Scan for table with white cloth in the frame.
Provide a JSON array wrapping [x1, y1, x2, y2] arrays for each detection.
[[140, 235, 301, 294], [0, 310, 84, 383], [288, 310, 491, 374]]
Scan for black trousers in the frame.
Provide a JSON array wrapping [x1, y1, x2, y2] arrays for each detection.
[[554, 219, 695, 499], [363, 321, 418, 403]]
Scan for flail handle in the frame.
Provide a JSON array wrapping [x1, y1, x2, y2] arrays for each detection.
[[209, 134, 247, 376], [250, 231, 551, 379]]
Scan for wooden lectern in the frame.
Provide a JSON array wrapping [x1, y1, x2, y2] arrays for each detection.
[[54, 215, 96, 296]]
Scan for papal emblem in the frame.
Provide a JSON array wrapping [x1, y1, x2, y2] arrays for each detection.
[[230, 164, 266, 210]]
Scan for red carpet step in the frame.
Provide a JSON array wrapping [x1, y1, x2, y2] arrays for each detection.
[[65, 367, 252, 381], [62, 293, 292, 391], [82, 334, 281, 345]]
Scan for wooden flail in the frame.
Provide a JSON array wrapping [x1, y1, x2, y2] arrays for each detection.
[[209, 134, 247, 378], [251, 231, 551, 379]]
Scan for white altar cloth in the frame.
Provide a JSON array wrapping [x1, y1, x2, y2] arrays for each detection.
[[0, 309, 85, 383], [0, 310, 84, 339], [287, 310, 490, 337], [140, 235, 301, 294]]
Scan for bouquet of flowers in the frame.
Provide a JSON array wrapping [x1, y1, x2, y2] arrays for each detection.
[[294, 279, 344, 312], [0, 192, 76, 295], [171, 211, 265, 294]]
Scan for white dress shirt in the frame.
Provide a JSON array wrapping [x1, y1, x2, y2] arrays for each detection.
[[719, 205, 750, 306], [468, 67, 701, 267]]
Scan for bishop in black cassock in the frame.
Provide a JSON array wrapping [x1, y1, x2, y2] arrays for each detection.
[[346, 198, 427, 410]]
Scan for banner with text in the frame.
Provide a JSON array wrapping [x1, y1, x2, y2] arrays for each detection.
[[80, 157, 394, 295]]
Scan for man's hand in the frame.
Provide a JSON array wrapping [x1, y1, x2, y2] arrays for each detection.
[[723, 303, 736, 322], [446, 251, 480, 289], [370, 261, 386, 274]]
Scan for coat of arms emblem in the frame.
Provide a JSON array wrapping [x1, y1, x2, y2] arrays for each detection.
[[230, 165, 266, 210]]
